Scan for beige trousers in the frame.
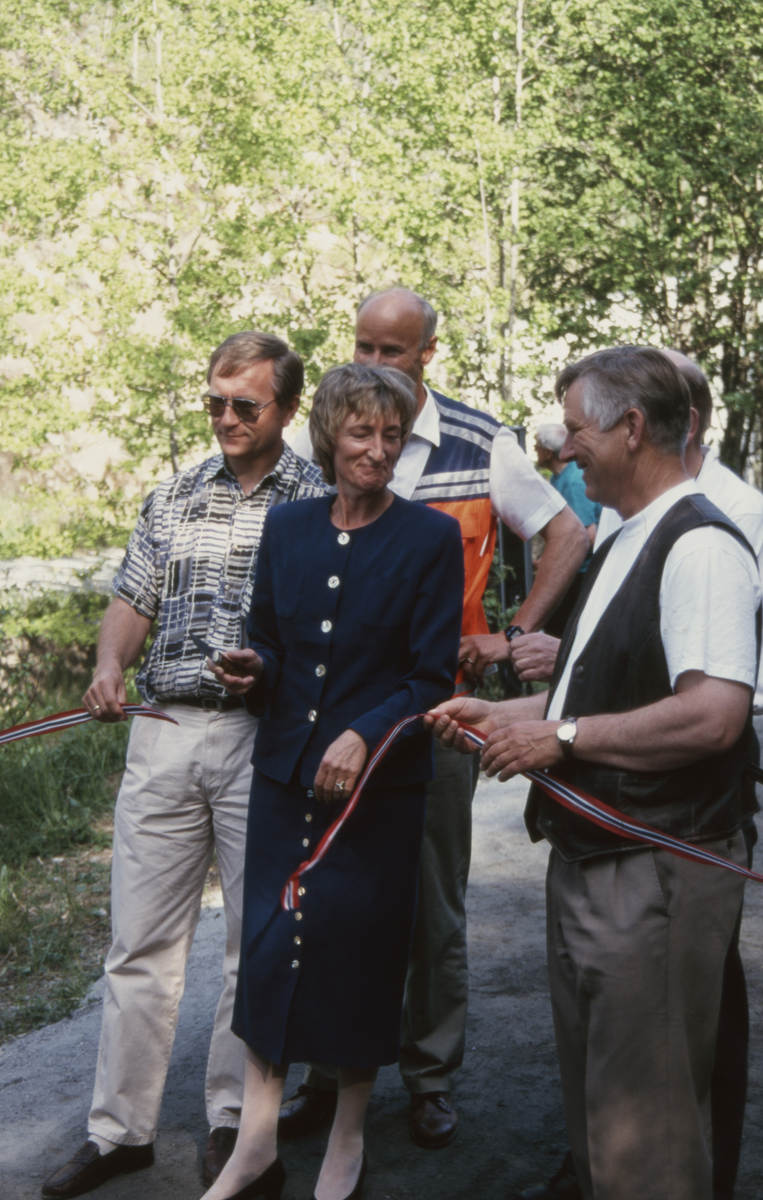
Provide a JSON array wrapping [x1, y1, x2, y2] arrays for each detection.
[[547, 835, 747, 1200], [88, 703, 257, 1146]]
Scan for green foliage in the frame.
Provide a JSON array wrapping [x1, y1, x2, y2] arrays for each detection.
[[2, 0, 763, 556], [0, 719, 129, 867], [0, 586, 113, 723], [0, 855, 113, 1042]]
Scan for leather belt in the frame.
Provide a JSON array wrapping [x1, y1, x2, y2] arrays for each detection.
[[164, 695, 245, 712]]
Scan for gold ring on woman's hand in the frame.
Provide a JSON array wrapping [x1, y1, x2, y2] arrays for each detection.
[[465, 657, 475, 665], [92, 704, 101, 711], [335, 780, 346, 791]]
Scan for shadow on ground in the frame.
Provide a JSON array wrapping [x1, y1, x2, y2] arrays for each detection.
[[3, 772, 763, 1199]]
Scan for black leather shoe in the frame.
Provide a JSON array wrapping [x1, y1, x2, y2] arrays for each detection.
[[310, 1152, 367, 1200], [207, 1157, 286, 1200], [277, 1084, 337, 1137], [202, 1127, 239, 1185], [408, 1092, 458, 1148], [514, 1152, 582, 1200], [41, 1140, 154, 1198]]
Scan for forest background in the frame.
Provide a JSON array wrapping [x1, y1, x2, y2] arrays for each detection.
[[2, 0, 763, 557], [2, 0, 763, 1038]]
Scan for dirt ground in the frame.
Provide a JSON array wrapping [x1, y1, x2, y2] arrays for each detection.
[[3, 769, 763, 1200]]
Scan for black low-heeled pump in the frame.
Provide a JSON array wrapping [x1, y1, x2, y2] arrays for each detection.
[[310, 1152, 367, 1200], [211, 1157, 286, 1200]]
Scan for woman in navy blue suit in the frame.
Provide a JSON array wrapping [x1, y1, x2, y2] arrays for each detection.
[[204, 364, 464, 1200]]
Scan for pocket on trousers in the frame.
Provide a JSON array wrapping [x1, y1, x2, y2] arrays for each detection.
[[648, 848, 674, 914]]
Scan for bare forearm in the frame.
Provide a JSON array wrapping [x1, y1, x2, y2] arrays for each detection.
[[84, 598, 153, 721], [478, 675, 752, 781], [573, 678, 751, 772], [493, 691, 548, 723], [513, 508, 588, 632], [96, 598, 152, 672]]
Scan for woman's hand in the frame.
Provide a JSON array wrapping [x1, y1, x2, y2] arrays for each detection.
[[207, 648, 264, 695], [314, 730, 368, 804]]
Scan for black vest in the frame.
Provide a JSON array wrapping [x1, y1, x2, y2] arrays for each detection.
[[525, 494, 761, 862]]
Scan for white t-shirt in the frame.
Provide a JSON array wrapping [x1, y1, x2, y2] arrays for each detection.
[[288, 386, 565, 541], [547, 480, 761, 721], [593, 447, 763, 710]]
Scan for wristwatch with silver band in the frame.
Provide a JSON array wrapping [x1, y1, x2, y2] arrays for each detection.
[[556, 717, 578, 760]]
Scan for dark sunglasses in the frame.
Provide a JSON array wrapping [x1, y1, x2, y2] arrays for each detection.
[[202, 393, 276, 423]]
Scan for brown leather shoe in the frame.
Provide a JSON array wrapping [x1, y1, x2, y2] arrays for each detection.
[[41, 1140, 154, 1198], [202, 1127, 239, 1186], [514, 1152, 582, 1199], [408, 1091, 458, 1148], [277, 1084, 337, 1137]]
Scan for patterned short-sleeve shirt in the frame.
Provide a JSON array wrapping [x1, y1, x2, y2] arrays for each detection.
[[114, 445, 326, 703]]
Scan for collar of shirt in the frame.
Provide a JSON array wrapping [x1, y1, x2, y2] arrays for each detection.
[[695, 443, 718, 483], [411, 385, 441, 447], [389, 385, 441, 501], [614, 478, 702, 551], [205, 443, 305, 498]]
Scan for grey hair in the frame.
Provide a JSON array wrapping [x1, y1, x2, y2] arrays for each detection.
[[536, 424, 567, 455], [308, 363, 417, 486], [555, 346, 691, 456], [357, 288, 438, 349]]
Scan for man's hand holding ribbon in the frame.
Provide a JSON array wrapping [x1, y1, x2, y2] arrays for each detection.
[[424, 692, 565, 781]]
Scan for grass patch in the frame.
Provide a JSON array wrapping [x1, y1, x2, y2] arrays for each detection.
[[0, 839, 114, 1042], [0, 580, 142, 1041], [0, 719, 129, 868]]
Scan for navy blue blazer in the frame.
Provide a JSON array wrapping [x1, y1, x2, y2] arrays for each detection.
[[247, 494, 464, 789]]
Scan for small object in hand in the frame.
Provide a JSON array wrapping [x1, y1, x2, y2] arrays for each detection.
[[189, 631, 252, 678]]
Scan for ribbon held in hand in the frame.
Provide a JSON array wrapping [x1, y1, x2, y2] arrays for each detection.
[[281, 714, 763, 911], [0, 705, 178, 748]]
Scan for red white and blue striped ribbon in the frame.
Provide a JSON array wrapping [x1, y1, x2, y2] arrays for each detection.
[[0, 704, 178, 748], [281, 714, 763, 911]]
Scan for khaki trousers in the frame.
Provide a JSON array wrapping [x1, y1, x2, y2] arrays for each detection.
[[306, 740, 479, 1094], [547, 836, 747, 1200], [88, 703, 257, 1146]]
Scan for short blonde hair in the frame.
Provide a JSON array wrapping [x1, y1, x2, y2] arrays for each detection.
[[309, 364, 417, 485]]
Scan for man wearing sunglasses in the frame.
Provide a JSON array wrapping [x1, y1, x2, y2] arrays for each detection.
[[41, 332, 325, 1200]]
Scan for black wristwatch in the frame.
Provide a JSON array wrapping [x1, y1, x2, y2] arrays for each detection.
[[504, 624, 525, 643]]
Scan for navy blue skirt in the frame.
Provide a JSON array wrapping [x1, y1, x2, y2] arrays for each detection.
[[232, 768, 426, 1067]]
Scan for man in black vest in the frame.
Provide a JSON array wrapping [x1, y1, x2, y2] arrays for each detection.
[[426, 346, 761, 1200]]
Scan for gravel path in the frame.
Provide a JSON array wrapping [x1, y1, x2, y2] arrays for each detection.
[[3, 771, 763, 1199]]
